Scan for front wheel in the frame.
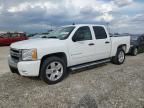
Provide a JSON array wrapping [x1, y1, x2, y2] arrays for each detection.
[[40, 56, 67, 84], [111, 48, 125, 65]]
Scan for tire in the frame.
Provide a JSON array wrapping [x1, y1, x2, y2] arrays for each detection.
[[9, 66, 16, 73], [9, 66, 20, 75], [40, 56, 67, 84], [111, 48, 125, 65], [131, 47, 138, 56]]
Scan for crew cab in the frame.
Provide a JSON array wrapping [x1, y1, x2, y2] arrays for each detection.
[[129, 34, 144, 56], [8, 24, 130, 84], [0, 32, 28, 46]]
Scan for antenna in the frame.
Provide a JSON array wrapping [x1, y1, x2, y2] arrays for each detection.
[[51, 24, 52, 30]]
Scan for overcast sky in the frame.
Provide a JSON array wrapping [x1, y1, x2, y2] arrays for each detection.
[[0, 0, 143, 33]]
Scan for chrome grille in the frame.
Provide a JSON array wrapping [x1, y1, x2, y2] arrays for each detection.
[[10, 48, 21, 63]]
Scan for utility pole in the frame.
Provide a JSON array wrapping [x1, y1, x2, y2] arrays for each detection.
[[50, 24, 52, 31], [106, 22, 110, 33]]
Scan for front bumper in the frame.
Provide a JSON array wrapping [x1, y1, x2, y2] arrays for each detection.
[[8, 56, 41, 77]]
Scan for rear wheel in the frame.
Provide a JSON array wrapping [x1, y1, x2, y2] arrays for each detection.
[[111, 48, 125, 65], [131, 47, 138, 56], [40, 56, 67, 84]]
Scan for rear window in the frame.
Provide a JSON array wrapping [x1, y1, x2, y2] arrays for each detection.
[[93, 26, 107, 39]]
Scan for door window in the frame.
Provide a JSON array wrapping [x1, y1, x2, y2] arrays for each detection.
[[72, 26, 92, 42], [93, 26, 107, 39], [11, 33, 18, 38]]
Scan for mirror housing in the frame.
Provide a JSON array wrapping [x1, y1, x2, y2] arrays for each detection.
[[72, 34, 84, 42], [42, 36, 47, 38], [72, 36, 77, 42]]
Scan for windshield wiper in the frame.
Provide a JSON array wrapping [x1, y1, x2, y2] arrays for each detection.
[[47, 36, 58, 39], [41, 36, 48, 38], [41, 36, 59, 39]]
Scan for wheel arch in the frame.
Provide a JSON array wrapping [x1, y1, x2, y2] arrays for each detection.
[[39, 52, 68, 75], [117, 44, 127, 53]]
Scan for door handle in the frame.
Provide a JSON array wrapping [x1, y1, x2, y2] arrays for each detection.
[[88, 43, 95, 46], [105, 41, 110, 44]]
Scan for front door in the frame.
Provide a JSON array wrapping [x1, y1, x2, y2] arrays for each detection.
[[68, 26, 96, 65]]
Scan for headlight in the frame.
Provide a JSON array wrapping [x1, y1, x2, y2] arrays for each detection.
[[22, 49, 37, 61]]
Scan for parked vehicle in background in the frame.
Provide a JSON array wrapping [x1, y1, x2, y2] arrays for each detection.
[[129, 34, 144, 56], [27, 33, 38, 38], [0, 32, 28, 46], [28, 31, 52, 38], [8, 24, 130, 84], [29, 33, 50, 39]]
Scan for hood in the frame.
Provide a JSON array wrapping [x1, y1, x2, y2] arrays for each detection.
[[11, 38, 64, 49]]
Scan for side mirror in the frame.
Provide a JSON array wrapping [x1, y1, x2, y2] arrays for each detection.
[[73, 34, 84, 42], [73, 36, 77, 42], [42, 36, 47, 38]]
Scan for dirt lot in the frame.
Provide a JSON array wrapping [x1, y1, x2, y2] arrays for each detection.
[[0, 46, 144, 108]]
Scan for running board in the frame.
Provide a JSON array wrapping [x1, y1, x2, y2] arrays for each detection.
[[70, 59, 110, 71]]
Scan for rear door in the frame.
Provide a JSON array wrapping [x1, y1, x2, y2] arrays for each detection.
[[92, 26, 111, 59], [10, 33, 18, 44], [15, 33, 27, 41], [20, 33, 27, 40], [14, 33, 22, 42], [10, 33, 23, 43]]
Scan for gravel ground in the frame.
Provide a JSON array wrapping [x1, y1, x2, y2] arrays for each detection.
[[0, 46, 144, 108]]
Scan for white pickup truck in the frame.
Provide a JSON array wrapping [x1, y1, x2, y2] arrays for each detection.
[[8, 24, 130, 84]]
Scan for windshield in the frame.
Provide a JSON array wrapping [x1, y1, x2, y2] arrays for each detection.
[[45, 26, 75, 40], [0, 33, 10, 38]]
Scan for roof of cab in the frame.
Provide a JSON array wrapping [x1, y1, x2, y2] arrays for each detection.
[[63, 24, 105, 28]]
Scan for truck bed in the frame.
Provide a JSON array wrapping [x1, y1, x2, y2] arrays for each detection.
[[110, 36, 130, 56]]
